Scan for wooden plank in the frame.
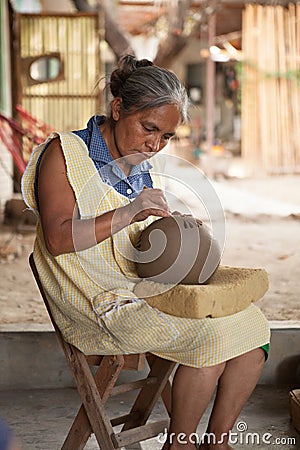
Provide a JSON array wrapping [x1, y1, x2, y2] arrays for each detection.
[[296, 4, 300, 167], [269, 6, 279, 170], [111, 412, 140, 427], [276, 5, 290, 169], [147, 353, 172, 416], [256, 5, 267, 169], [123, 353, 145, 371], [205, 12, 216, 155], [241, 4, 258, 171], [287, 3, 299, 169], [85, 355, 103, 365], [61, 405, 91, 450], [95, 355, 124, 404], [113, 419, 170, 448], [110, 377, 157, 397]]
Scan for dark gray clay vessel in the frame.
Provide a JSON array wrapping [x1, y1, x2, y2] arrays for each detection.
[[135, 215, 221, 285]]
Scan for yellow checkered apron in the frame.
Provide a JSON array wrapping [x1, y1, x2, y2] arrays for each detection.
[[22, 132, 270, 367]]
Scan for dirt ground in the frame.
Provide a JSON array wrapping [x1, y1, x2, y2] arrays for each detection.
[[0, 169, 300, 324], [0, 208, 299, 325]]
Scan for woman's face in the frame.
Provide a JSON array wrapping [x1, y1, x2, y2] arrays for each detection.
[[110, 98, 181, 166]]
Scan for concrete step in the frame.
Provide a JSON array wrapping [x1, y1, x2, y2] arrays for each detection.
[[1, 322, 300, 390]]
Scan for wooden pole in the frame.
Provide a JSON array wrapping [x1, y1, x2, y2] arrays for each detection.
[[205, 12, 216, 155], [277, 5, 291, 170], [287, 3, 299, 170], [242, 4, 259, 172], [296, 4, 300, 168]]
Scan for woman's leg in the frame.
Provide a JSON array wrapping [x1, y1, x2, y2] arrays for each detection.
[[162, 348, 265, 450], [201, 347, 265, 449], [162, 362, 226, 450]]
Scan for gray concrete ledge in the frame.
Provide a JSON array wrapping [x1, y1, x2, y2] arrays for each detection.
[[0, 321, 300, 390], [0, 323, 54, 332]]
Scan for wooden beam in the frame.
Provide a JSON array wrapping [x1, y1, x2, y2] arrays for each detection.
[[113, 419, 170, 448], [205, 12, 216, 154]]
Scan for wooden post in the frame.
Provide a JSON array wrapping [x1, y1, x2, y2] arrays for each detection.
[[205, 12, 216, 155]]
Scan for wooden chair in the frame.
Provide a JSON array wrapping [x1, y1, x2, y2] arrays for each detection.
[[29, 253, 176, 449]]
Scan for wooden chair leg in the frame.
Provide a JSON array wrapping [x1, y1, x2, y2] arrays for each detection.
[[62, 343, 127, 450], [62, 355, 125, 450], [62, 405, 91, 450], [125, 443, 143, 450], [121, 355, 176, 432], [146, 354, 174, 416]]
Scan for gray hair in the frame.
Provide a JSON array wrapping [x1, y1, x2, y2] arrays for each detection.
[[109, 55, 189, 123]]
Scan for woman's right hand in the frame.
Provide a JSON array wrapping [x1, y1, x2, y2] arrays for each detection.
[[124, 188, 171, 223]]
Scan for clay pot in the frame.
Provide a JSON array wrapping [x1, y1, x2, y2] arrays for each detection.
[[135, 215, 221, 285]]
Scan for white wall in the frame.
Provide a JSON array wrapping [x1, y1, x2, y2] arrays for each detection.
[[0, 0, 13, 222], [0, 142, 13, 219]]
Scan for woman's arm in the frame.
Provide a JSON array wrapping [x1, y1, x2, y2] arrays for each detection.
[[38, 138, 170, 256]]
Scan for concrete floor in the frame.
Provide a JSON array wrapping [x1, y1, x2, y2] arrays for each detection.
[[0, 385, 299, 450], [0, 326, 299, 449]]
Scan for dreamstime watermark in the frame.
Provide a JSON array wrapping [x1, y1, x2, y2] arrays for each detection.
[[157, 421, 297, 446]]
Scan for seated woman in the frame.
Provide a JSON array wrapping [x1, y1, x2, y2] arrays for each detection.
[[22, 55, 270, 450]]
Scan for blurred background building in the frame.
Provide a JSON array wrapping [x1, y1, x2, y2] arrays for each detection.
[[0, 0, 299, 220]]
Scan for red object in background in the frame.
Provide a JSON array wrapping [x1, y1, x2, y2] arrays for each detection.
[[0, 106, 53, 175], [16, 105, 53, 145], [0, 113, 27, 174]]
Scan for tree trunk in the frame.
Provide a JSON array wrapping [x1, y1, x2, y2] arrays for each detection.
[[154, 0, 192, 67], [154, 34, 188, 68], [72, 0, 135, 60], [71, 0, 95, 11], [101, 3, 135, 60]]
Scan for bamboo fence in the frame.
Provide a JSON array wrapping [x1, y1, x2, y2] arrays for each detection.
[[241, 3, 300, 174]]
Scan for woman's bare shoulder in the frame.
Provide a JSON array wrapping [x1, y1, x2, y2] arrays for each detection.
[[39, 136, 66, 174]]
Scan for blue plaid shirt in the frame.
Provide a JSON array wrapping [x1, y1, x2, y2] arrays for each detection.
[[73, 115, 153, 199]]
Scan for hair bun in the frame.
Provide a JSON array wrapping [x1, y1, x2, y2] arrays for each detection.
[[136, 58, 154, 68], [110, 54, 153, 98]]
